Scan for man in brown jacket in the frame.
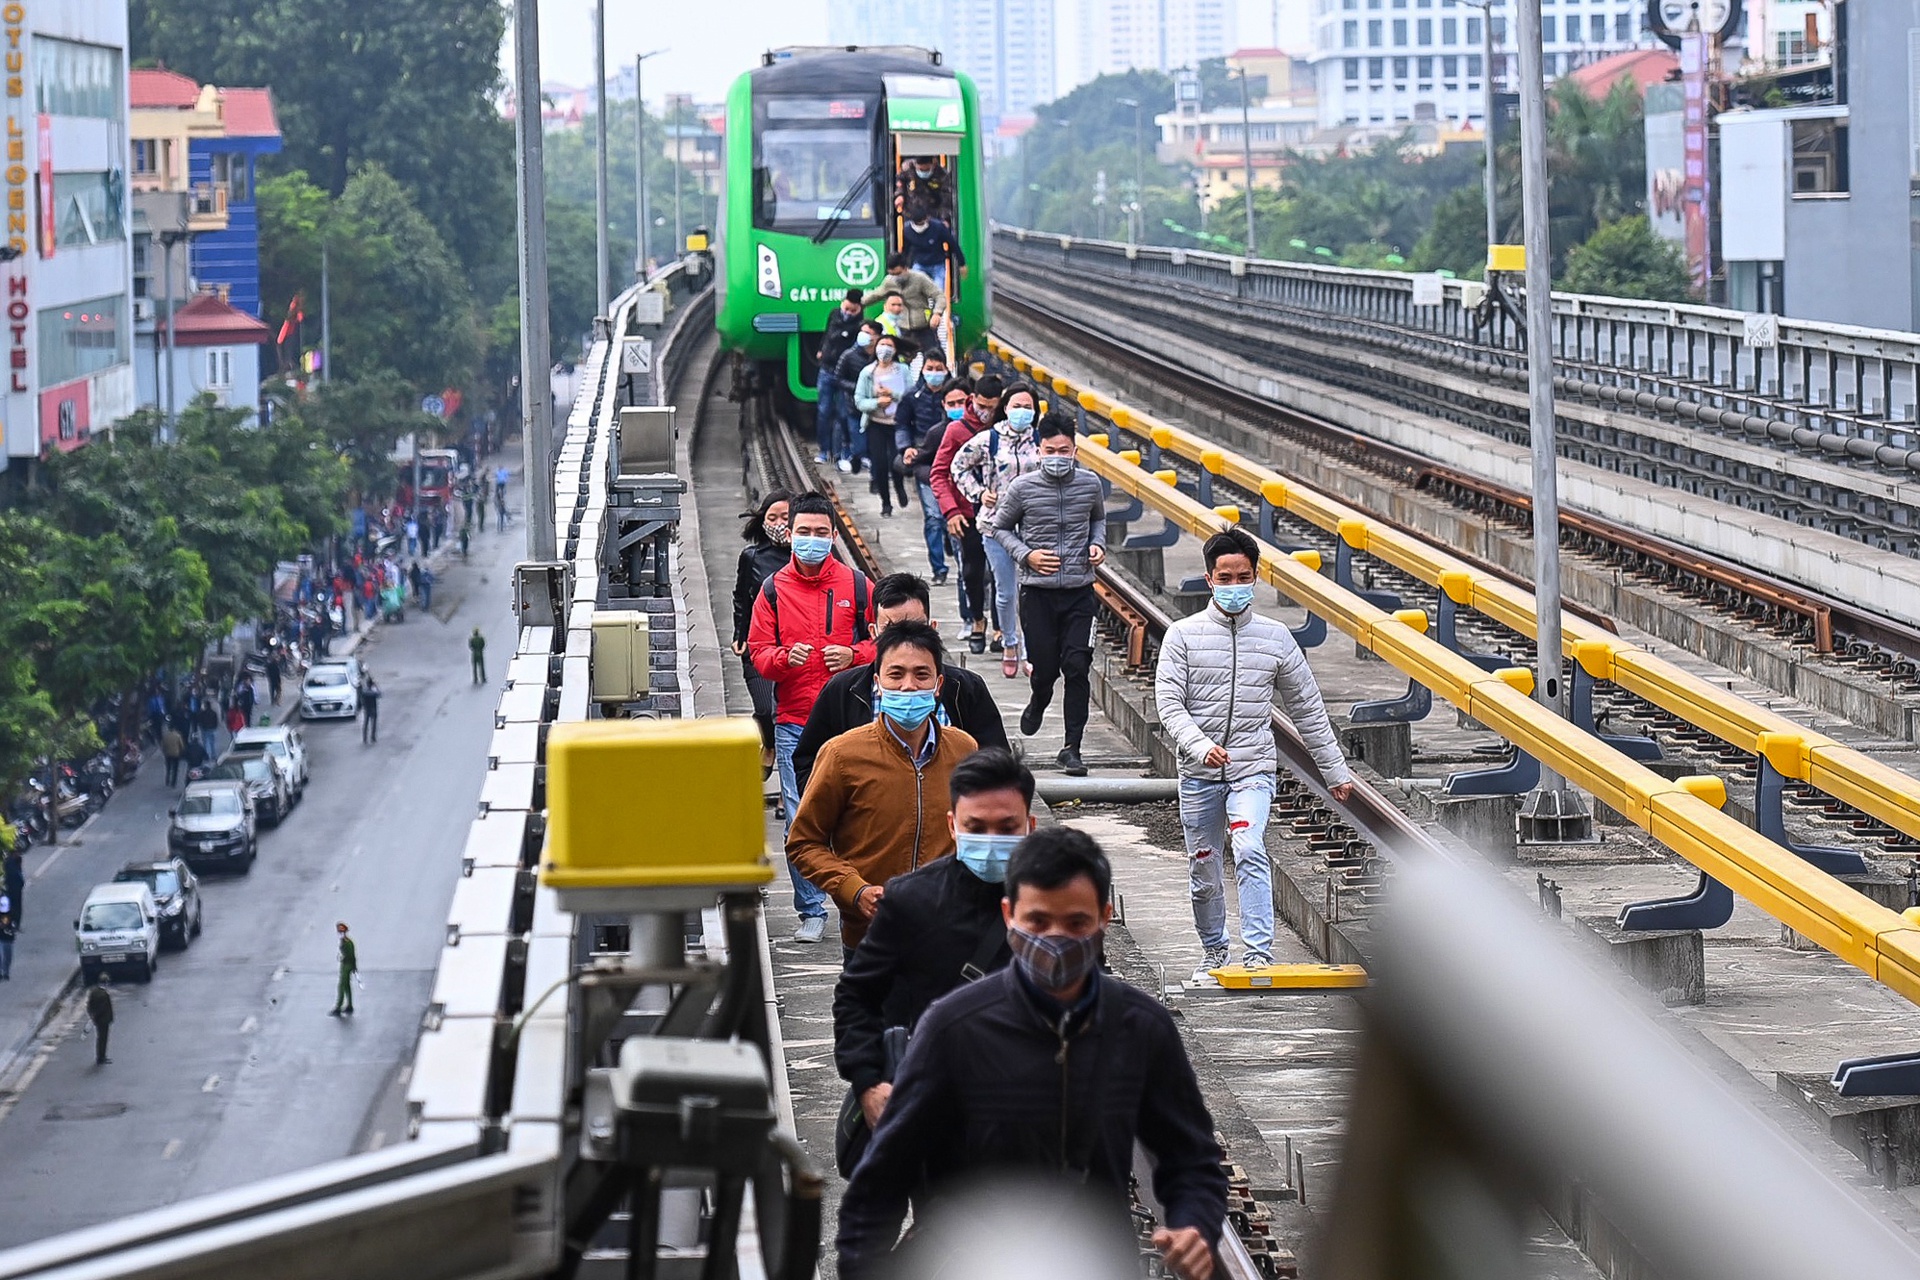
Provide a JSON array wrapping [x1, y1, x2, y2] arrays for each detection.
[[789, 621, 977, 951]]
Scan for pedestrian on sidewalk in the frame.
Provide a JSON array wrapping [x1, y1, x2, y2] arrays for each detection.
[[408, 560, 423, 601], [406, 517, 420, 557], [266, 651, 284, 705], [360, 676, 381, 744], [87, 978, 114, 1064], [930, 375, 1004, 652], [991, 413, 1107, 777], [330, 922, 357, 1015], [0, 892, 15, 979], [459, 523, 471, 560], [733, 490, 795, 776], [469, 627, 487, 684], [225, 702, 246, 738], [235, 677, 256, 727], [194, 699, 221, 763], [418, 566, 435, 614], [1155, 528, 1356, 976], [161, 725, 185, 787], [895, 357, 957, 585], [2, 848, 21, 928]]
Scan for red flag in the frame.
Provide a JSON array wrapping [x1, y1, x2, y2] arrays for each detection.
[[275, 294, 305, 346]]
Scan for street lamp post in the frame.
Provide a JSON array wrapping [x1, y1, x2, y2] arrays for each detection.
[[1117, 98, 1143, 244], [593, 0, 609, 318], [1236, 67, 1257, 252], [671, 95, 684, 256], [634, 48, 668, 277], [512, 0, 556, 561], [1471, 0, 1501, 250]]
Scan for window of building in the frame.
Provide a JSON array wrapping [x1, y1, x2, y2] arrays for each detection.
[[1467, 54, 1483, 75], [1393, 18, 1408, 42], [1492, 16, 1506, 41], [1369, 19, 1383, 44], [1418, 18, 1433, 42], [1542, 16, 1556, 40], [1368, 56, 1386, 77], [1791, 118, 1849, 194], [1617, 11, 1634, 40], [1588, 13, 1604, 40], [1465, 15, 1481, 42], [53, 172, 127, 248], [38, 296, 128, 388], [32, 38, 123, 122], [1443, 54, 1459, 75], [132, 140, 158, 176], [1345, 57, 1361, 79], [1344, 20, 1360, 45], [209, 154, 252, 206], [206, 348, 232, 389], [1393, 56, 1410, 76], [1442, 16, 1457, 41]]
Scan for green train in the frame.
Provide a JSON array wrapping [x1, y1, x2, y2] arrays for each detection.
[[714, 46, 992, 399]]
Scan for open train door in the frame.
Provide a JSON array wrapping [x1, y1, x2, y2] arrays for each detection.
[[883, 73, 967, 364]]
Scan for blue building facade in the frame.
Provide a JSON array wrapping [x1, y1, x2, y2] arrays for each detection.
[[187, 92, 280, 319]]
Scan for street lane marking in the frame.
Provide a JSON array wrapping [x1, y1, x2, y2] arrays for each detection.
[[162, 1138, 182, 1160], [28, 844, 68, 881], [239, 1016, 258, 1034], [200, 1074, 220, 1092], [0, 999, 84, 1126]]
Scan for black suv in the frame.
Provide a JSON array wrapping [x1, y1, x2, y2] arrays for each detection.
[[114, 858, 204, 949]]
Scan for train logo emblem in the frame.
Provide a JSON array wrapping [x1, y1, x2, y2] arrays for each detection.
[[834, 243, 882, 287]]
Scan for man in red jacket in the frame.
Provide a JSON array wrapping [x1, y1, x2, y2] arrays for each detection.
[[928, 374, 1004, 655], [748, 492, 876, 942]]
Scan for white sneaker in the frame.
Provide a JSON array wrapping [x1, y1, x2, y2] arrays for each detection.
[[1192, 944, 1230, 984], [793, 916, 828, 944], [835, 458, 853, 474], [1242, 952, 1274, 970]]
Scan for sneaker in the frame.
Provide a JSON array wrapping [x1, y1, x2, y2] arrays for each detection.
[[1057, 745, 1087, 776], [836, 458, 853, 474], [1020, 701, 1044, 735], [1192, 945, 1231, 983], [794, 916, 828, 944], [933, 571, 948, 586], [813, 453, 827, 464], [1243, 952, 1274, 970]]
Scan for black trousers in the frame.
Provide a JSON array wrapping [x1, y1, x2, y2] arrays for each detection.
[[94, 1022, 110, 1064], [1019, 584, 1098, 748], [165, 756, 180, 786], [866, 429, 909, 511], [957, 524, 988, 628], [743, 655, 776, 750], [362, 709, 378, 743]]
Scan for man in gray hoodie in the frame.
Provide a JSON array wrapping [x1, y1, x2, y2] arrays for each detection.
[[1155, 528, 1355, 976], [990, 414, 1107, 776]]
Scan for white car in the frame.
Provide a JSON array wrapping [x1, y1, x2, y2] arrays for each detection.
[[232, 724, 311, 796], [300, 660, 363, 721], [75, 881, 161, 984]]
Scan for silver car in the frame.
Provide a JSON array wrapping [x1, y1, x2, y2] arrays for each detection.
[[206, 753, 293, 826], [300, 660, 362, 721]]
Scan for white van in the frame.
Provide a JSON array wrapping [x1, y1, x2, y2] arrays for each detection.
[[74, 882, 161, 983]]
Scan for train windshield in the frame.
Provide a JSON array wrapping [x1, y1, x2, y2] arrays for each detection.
[[755, 97, 877, 231]]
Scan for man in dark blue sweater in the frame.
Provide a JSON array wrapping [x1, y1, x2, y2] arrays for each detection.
[[836, 827, 1228, 1280]]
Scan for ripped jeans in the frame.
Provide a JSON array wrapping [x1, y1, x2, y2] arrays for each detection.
[[1179, 774, 1277, 959]]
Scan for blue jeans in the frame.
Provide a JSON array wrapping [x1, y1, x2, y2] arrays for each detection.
[[815, 371, 839, 459], [775, 722, 830, 920], [915, 261, 948, 291], [200, 728, 219, 762], [836, 400, 867, 467], [917, 480, 948, 577], [982, 533, 1022, 658], [1179, 774, 1277, 959]]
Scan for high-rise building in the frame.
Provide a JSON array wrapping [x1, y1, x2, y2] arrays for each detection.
[[1080, 0, 1239, 81], [825, 0, 1057, 125], [1307, 0, 1651, 132]]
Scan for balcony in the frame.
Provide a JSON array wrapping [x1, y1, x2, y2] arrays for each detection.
[[187, 183, 229, 232]]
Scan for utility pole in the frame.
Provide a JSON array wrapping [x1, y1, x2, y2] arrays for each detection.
[[634, 48, 667, 278], [320, 238, 331, 383], [671, 95, 684, 256], [1237, 67, 1257, 253], [1117, 98, 1142, 244], [593, 0, 609, 317], [1513, 0, 1588, 840], [1478, 0, 1500, 250], [512, 0, 556, 561]]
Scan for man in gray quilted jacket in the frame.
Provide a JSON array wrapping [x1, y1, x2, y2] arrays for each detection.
[[1154, 528, 1355, 976]]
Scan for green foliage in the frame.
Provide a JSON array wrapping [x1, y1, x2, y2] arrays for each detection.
[[1561, 215, 1693, 301], [1410, 185, 1490, 277], [291, 371, 440, 503]]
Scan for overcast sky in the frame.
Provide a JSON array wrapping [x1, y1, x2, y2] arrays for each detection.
[[523, 0, 1313, 105]]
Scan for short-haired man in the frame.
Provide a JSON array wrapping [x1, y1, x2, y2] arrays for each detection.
[[788, 620, 977, 950], [862, 254, 942, 334], [832, 320, 884, 474], [991, 413, 1108, 776], [814, 288, 868, 464], [1155, 527, 1356, 975], [749, 493, 876, 942], [837, 827, 1228, 1280], [833, 748, 1034, 1139], [791, 572, 1007, 796]]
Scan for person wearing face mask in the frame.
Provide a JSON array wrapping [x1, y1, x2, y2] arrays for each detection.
[[853, 333, 913, 515], [833, 321, 884, 475], [830, 749, 1033, 1173], [895, 357, 957, 585], [836, 827, 1228, 1280], [894, 154, 951, 219], [814, 289, 868, 464], [990, 413, 1108, 776], [1155, 528, 1355, 978], [861, 254, 940, 334], [791, 572, 1007, 797], [952, 383, 1043, 679], [749, 493, 877, 942], [930, 374, 1005, 654], [899, 197, 967, 292], [732, 489, 795, 774], [788, 621, 978, 952]]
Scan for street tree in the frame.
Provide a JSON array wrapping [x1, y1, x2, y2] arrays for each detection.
[[1561, 215, 1693, 301]]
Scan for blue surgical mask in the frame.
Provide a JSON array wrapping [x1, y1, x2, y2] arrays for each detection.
[[791, 534, 832, 566], [875, 343, 895, 361], [1212, 583, 1256, 614], [877, 687, 938, 730], [1005, 407, 1035, 429], [855, 331, 875, 349], [954, 832, 1023, 883], [1039, 455, 1075, 479], [925, 370, 948, 388], [945, 405, 966, 421]]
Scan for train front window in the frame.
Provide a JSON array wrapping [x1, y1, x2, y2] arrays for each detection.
[[755, 97, 877, 232]]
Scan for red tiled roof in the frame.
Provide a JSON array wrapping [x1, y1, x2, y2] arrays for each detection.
[[1567, 48, 1679, 97], [164, 293, 273, 348], [130, 67, 201, 109], [220, 87, 279, 138]]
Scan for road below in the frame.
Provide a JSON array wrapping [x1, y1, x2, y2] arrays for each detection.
[[0, 464, 527, 1249]]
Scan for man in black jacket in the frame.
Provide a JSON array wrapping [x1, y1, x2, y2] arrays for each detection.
[[814, 289, 867, 464], [831, 320, 883, 474], [791, 572, 1007, 796], [837, 827, 1227, 1280], [834, 748, 1033, 1129], [893, 351, 953, 584]]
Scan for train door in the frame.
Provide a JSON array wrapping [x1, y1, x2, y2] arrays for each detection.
[[881, 74, 967, 358]]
